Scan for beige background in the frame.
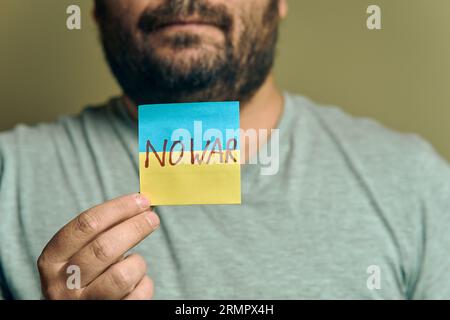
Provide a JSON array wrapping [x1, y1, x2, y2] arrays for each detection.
[[1, 0, 449, 160]]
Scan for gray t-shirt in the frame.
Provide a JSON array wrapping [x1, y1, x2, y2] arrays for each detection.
[[0, 93, 449, 299]]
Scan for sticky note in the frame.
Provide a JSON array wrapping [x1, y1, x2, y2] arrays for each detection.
[[138, 102, 241, 206]]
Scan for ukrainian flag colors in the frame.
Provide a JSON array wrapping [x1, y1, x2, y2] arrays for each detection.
[[138, 102, 241, 205]]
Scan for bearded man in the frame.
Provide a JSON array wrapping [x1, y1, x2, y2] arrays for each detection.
[[0, 0, 449, 300]]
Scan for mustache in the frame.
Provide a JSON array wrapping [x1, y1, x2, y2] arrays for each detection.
[[137, 0, 233, 34]]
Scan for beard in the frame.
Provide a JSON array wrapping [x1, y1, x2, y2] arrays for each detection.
[[96, 0, 280, 105]]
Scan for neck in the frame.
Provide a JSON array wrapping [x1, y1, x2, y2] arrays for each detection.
[[123, 73, 284, 163]]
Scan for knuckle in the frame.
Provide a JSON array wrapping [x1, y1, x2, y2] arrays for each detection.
[[76, 211, 100, 235], [131, 254, 147, 275], [110, 266, 134, 291], [133, 254, 147, 268], [90, 238, 114, 262], [37, 253, 50, 272]]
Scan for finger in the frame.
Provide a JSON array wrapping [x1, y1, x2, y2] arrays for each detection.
[[40, 193, 151, 263], [123, 276, 154, 300], [69, 210, 159, 286], [81, 254, 147, 300]]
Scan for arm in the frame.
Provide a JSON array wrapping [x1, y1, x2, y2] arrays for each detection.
[[410, 141, 450, 299], [0, 147, 9, 300], [0, 266, 11, 300]]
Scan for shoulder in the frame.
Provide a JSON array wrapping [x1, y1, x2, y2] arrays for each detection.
[[0, 122, 59, 183], [288, 93, 430, 157], [285, 93, 450, 238], [287, 93, 450, 293], [0, 99, 121, 202], [286, 92, 449, 186], [0, 99, 117, 159]]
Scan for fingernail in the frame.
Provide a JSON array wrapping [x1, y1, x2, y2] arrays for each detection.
[[136, 194, 150, 210], [146, 211, 160, 229]]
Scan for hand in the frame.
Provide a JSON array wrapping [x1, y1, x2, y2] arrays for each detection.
[[37, 193, 159, 300]]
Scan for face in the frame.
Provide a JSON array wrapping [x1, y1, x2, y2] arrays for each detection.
[[95, 0, 285, 105]]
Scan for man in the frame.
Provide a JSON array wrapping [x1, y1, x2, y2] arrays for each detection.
[[0, 0, 449, 300]]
